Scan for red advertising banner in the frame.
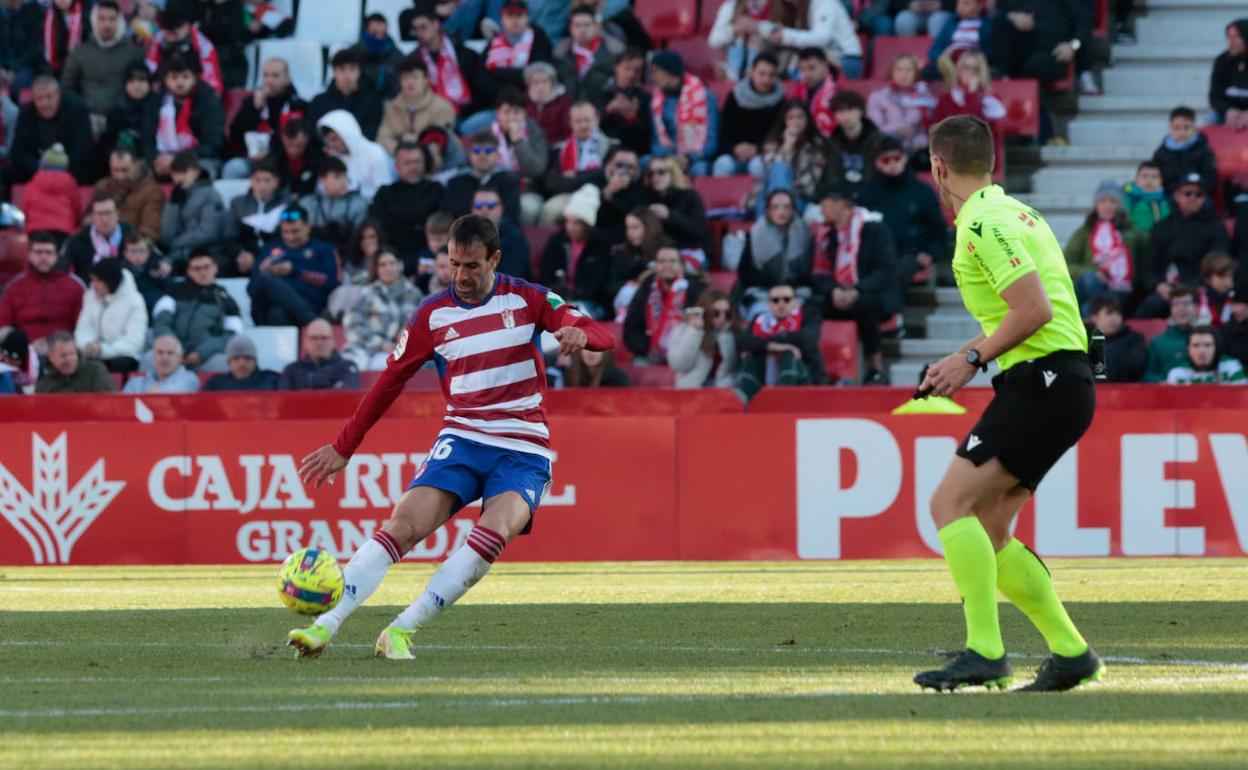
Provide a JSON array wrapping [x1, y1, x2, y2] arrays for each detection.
[[2, 402, 1246, 565]]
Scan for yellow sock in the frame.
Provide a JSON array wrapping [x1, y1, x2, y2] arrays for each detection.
[[996, 539, 1088, 657], [938, 517, 1004, 660]]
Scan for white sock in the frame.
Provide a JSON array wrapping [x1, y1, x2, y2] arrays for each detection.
[[316, 531, 403, 636], [392, 525, 506, 631]]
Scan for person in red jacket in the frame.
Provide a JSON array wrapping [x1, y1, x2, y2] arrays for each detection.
[[21, 144, 83, 236], [0, 231, 86, 354]]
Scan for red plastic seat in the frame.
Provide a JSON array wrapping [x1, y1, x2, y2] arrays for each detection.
[[994, 78, 1040, 137], [819, 320, 859, 383], [869, 36, 931, 79], [607, 321, 633, 364], [224, 88, 251, 131], [707, 270, 735, 294], [1046, 61, 1075, 92], [634, 0, 698, 43], [1125, 318, 1168, 342], [0, 231, 28, 277], [1203, 126, 1248, 175], [619, 363, 676, 387], [665, 37, 725, 82], [698, 0, 722, 34], [693, 174, 753, 211], [707, 78, 733, 108]]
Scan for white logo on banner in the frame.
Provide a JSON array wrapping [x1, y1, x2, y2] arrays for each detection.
[[0, 433, 125, 564]]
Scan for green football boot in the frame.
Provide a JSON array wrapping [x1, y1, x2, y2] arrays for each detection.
[[287, 624, 332, 659], [374, 626, 415, 660]]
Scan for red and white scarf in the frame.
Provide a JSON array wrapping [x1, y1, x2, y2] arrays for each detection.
[[645, 276, 688, 358], [421, 35, 471, 107], [559, 132, 605, 174], [948, 18, 983, 57], [486, 27, 534, 71], [1197, 286, 1232, 328], [571, 36, 601, 78], [490, 119, 524, 171], [1089, 220, 1132, 293], [89, 226, 121, 260], [156, 92, 198, 153], [43, 3, 83, 71], [834, 207, 867, 287], [257, 97, 303, 135], [145, 28, 224, 94], [651, 73, 709, 157], [752, 307, 803, 339], [788, 77, 837, 136]]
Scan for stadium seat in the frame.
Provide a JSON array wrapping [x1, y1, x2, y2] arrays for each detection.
[[819, 320, 859, 383], [994, 79, 1040, 137], [607, 321, 632, 364], [1204, 126, 1248, 175], [213, 178, 251, 208], [693, 174, 753, 212], [523, 225, 556, 276], [0, 230, 28, 284], [253, 39, 325, 99], [217, 277, 254, 328], [295, 0, 362, 47], [1047, 61, 1075, 92], [366, 0, 411, 36], [869, 36, 931, 79], [665, 38, 725, 82], [697, 0, 721, 34], [619, 363, 676, 386], [707, 79, 733, 108], [634, 0, 697, 43], [249, 325, 300, 372], [223, 88, 250, 131], [9, 185, 23, 209], [1125, 318, 1167, 341], [707, 271, 735, 294]]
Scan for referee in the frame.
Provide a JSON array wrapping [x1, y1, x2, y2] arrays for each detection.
[[912, 115, 1103, 693]]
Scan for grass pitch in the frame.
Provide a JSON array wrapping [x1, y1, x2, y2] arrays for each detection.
[[3, 560, 1247, 769]]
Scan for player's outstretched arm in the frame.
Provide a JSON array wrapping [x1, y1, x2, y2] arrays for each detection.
[[539, 292, 616, 353]]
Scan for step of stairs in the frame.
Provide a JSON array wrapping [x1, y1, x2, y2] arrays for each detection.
[[1068, 118, 1169, 147], [1135, 12, 1232, 50], [925, 312, 983, 340], [1040, 145, 1157, 163], [1029, 165, 1145, 194], [1075, 95, 1199, 117], [1100, 65, 1211, 98]]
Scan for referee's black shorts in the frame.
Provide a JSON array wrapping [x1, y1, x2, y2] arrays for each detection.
[[955, 350, 1096, 491]]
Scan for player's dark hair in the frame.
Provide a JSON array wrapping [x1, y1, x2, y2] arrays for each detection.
[[1171, 283, 1196, 301], [1137, 160, 1160, 173], [828, 90, 865, 112], [1169, 106, 1196, 122], [1088, 295, 1121, 316], [928, 114, 995, 177], [449, 214, 501, 258]]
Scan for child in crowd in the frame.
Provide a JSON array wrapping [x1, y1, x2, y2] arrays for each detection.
[[1152, 106, 1218, 195], [1122, 161, 1170, 233], [413, 211, 454, 292], [927, 0, 993, 84], [300, 156, 368, 254], [1196, 251, 1236, 328], [226, 158, 289, 276]]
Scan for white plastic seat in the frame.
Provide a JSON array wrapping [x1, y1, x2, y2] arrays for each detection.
[[365, 0, 411, 38], [248, 325, 300, 373], [216, 277, 254, 329], [254, 38, 325, 99], [212, 178, 251, 208], [296, 0, 363, 47]]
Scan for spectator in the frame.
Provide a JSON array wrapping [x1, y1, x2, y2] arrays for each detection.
[[181, 1, 250, 89], [308, 49, 383, 141], [666, 289, 739, 388], [649, 50, 718, 177], [442, 129, 522, 219], [123, 333, 201, 393], [885, 0, 956, 38], [868, 54, 937, 159], [540, 184, 613, 317], [596, 146, 647, 236], [0, 230, 84, 351], [35, 330, 116, 393], [316, 109, 393, 202], [644, 155, 711, 266], [554, 4, 624, 104], [160, 151, 226, 269], [526, 62, 573, 146], [624, 245, 703, 363], [600, 82, 650, 158], [750, 100, 828, 217], [64, 194, 134, 280], [1144, 284, 1197, 382], [485, 0, 555, 98], [714, 53, 786, 178], [926, 0, 992, 83], [412, 211, 454, 286], [21, 145, 82, 236], [1166, 326, 1246, 384], [811, 188, 897, 384], [121, 232, 171, 312], [540, 100, 615, 225], [1196, 252, 1236, 328], [409, 0, 486, 114], [733, 282, 825, 402], [602, 44, 646, 101], [1063, 181, 1148, 316], [142, 52, 226, 179], [1209, 19, 1248, 128], [350, 13, 402, 98], [927, 51, 1006, 141], [279, 318, 360, 390], [35, 0, 86, 78], [225, 157, 288, 276], [426, 246, 452, 295], [342, 219, 385, 288], [243, 0, 294, 41], [370, 142, 443, 264], [1138, 174, 1230, 318], [559, 348, 629, 387], [1221, 280, 1248, 370], [225, 57, 307, 178], [416, 124, 469, 176], [787, 47, 838, 137], [708, 0, 862, 80], [144, 8, 224, 95], [989, 0, 1092, 92], [74, 258, 148, 374], [1152, 106, 1218, 196], [0, 87, 18, 167], [62, 0, 143, 130], [151, 249, 243, 372], [473, 185, 531, 280], [248, 204, 339, 326], [7, 75, 92, 184], [734, 190, 813, 319], [0, 0, 38, 92], [100, 62, 159, 161], [859, 136, 947, 287], [131, 0, 160, 43], [271, 117, 323, 198], [376, 55, 456, 156], [1122, 161, 1170, 235], [490, 86, 550, 209], [343, 248, 422, 371], [822, 90, 885, 194], [300, 156, 369, 253], [0, 328, 36, 394], [93, 148, 165, 242], [607, 207, 661, 318], [204, 333, 279, 390], [1088, 295, 1147, 383]]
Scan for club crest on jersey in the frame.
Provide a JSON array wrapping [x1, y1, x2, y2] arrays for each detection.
[[392, 329, 409, 361], [502, 308, 516, 329]]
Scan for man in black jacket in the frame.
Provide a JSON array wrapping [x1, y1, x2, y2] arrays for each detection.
[[734, 282, 827, 403], [142, 52, 225, 178], [440, 130, 522, 219], [6, 75, 93, 184], [712, 52, 786, 177], [1222, 280, 1248, 370], [859, 136, 949, 286], [811, 188, 898, 385], [1137, 173, 1231, 318], [307, 49, 383, 140], [990, 0, 1090, 85], [63, 193, 135, 280], [1088, 295, 1147, 382], [370, 141, 443, 263], [1209, 18, 1248, 125], [204, 333, 280, 391], [227, 56, 307, 163]]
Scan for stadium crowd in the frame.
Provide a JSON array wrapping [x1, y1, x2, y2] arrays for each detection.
[[0, 0, 1246, 398]]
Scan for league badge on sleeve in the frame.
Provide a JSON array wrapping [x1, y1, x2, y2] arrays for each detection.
[[392, 329, 409, 361], [545, 292, 566, 310]]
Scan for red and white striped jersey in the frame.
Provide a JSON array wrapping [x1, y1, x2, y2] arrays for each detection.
[[333, 274, 614, 461]]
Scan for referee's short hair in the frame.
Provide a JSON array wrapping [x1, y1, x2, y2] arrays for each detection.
[[929, 115, 995, 177], [449, 214, 501, 259]]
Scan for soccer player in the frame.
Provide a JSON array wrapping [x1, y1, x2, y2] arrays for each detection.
[[290, 214, 614, 659], [912, 115, 1104, 692]]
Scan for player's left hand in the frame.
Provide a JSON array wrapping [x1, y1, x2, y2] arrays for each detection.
[[299, 444, 347, 488], [554, 326, 588, 356], [920, 352, 977, 398]]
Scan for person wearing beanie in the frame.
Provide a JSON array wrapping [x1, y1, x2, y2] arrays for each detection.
[[74, 257, 150, 374], [649, 49, 719, 177], [205, 333, 280, 391], [553, 4, 625, 105], [1063, 179, 1149, 317], [21, 143, 83, 235], [540, 183, 614, 318]]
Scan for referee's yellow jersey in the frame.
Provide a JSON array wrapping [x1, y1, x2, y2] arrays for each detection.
[[951, 185, 1087, 371]]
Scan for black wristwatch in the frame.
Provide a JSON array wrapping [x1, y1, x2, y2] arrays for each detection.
[[965, 348, 988, 372]]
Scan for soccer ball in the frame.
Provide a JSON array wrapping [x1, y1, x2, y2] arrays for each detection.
[[277, 548, 344, 615]]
